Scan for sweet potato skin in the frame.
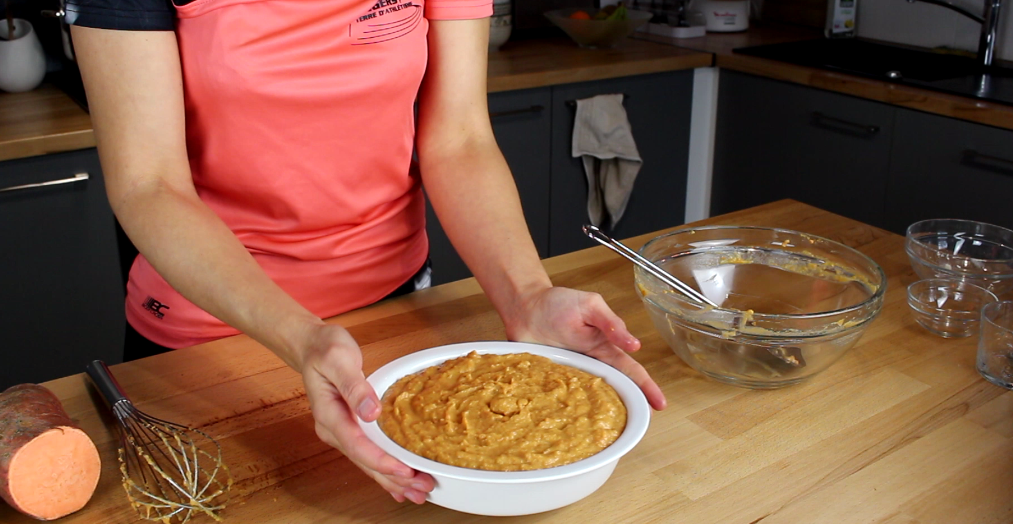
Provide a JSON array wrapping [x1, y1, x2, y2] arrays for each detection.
[[0, 384, 100, 519]]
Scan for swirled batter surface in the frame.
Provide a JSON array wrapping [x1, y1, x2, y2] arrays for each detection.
[[378, 351, 627, 471]]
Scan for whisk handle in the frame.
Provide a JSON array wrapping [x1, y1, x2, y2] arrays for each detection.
[[86, 360, 131, 407]]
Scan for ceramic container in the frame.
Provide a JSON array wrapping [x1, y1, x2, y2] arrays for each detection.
[[698, 0, 750, 32], [0, 19, 47, 93], [358, 341, 651, 516], [489, 0, 512, 50]]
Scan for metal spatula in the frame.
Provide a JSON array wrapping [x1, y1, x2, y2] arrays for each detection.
[[583, 224, 719, 308], [582, 225, 805, 369]]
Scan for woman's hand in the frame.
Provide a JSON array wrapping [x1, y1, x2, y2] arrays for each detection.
[[504, 287, 667, 411], [299, 324, 434, 504]]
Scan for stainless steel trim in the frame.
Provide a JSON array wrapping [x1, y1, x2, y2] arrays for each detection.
[[583, 224, 720, 308], [908, 0, 1004, 67], [0, 172, 89, 193]]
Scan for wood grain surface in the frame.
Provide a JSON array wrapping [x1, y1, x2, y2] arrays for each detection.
[[716, 53, 1013, 132], [486, 37, 712, 93], [6, 28, 1013, 163], [0, 85, 95, 162], [4, 200, 1010, 524], [0, 39, 710, 162]]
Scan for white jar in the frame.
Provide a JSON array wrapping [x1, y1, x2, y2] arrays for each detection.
[[0, 19, 47, 93], [699, 0, 750, 32], [489, 0, 512, 50]]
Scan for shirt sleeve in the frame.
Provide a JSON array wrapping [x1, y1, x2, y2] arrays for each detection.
[[424, 0, 492, 20], [65, 0, 176, 31]]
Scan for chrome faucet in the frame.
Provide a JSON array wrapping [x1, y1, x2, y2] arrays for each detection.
[[906, 0, 1004, 67]]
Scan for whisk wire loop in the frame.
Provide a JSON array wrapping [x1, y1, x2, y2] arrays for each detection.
[[87, 360, 232, 523]]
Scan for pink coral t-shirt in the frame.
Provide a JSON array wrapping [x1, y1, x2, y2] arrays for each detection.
[[126, 0, 492, 348]]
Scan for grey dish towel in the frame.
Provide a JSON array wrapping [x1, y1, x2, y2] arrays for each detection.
[[571, 94, 642, 229]]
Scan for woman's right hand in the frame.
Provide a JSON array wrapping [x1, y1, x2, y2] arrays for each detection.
[[300, 323, 434, 504]]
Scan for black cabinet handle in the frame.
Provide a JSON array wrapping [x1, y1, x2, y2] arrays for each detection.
[[565, 94, 630, 108], [962, 149, 1013, 175], [489, 105, 544, 119], [0, 172, 89, 193], [810, 112, 880, 137]]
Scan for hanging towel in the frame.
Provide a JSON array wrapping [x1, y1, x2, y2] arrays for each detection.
[[571, 94, 642, 229]]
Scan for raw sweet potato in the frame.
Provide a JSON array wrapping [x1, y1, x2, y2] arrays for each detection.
[[0, 384, 101, 520]]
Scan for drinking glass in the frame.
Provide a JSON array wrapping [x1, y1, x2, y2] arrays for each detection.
[[977, 301, 1013, 389]]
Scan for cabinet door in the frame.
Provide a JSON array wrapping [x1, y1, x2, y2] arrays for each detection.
[[712, 71, 895, 228], [0, 149, 124, 389], [793, 81, 895, 227], [548, 71, 693, 256], [886, 109, 1013, 232], [425, 87, 552, 285], [711, 71, 809, 215]]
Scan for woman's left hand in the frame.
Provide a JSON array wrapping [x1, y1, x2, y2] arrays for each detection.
[[504, 287, 667, 411]]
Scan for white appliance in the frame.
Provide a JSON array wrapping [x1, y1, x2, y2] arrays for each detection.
[[698, 0, 750, 32]]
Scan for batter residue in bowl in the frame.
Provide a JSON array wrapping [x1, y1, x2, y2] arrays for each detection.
[[378, 351, 627, 472]]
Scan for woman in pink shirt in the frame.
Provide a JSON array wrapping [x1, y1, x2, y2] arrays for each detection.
[[68, 0, 666, 504]]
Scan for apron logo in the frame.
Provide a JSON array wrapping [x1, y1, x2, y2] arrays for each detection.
[[142, 297, 170, 320], [349, 0, 423, 45]]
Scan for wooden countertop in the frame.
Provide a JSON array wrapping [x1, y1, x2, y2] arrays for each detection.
[[5, 26, 1013, 161], [6, 200, 1011, 523], [0, 39, 710, 163], [487, 37, 712, 93], [637, 23, 1013, 131], [0, 84, 95, 162]]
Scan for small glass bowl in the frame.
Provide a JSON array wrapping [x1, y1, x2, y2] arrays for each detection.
[[906, 219, 1013, 299], [907, 279, 999, 338]]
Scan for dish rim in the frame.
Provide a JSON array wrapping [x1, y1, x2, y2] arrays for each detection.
[[906, 278, 999, 316], [635, 225, 888, 323], [906, 218, 1013, 267]]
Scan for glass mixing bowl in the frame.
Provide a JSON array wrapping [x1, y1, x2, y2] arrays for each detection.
[[635, 226, 886, 389], [906, 219, 1013, 299]]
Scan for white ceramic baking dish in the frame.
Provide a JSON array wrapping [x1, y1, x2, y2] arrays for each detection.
[[358, 341, 651, 516]]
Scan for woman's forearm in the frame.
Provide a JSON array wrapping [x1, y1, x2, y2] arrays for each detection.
[[419, 139, 552, 334], [114, 181, 323, 370], [73, 26, 321, 370]]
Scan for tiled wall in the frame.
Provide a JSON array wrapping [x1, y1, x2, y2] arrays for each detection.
[[858, 0, 1012, 61]]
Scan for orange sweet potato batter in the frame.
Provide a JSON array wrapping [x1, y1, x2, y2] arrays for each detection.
[[378, 351, 627, 471]]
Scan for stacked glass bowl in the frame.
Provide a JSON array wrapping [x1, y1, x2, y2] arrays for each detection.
[[905, 219, 1013, 338]]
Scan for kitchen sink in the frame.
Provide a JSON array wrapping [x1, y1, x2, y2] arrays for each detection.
[[735, 38, 1013, 106]]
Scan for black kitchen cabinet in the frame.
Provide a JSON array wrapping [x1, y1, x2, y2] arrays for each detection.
[[0, 148, 124, 389], [712, 71, 895, 228], [548, 71, 693, 256], [885, 109, 1013, 232], [426, 87, 553, 285], [427, 71, 694, 283]]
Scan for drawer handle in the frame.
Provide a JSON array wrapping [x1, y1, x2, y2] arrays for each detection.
[[963, 150, 1013, 174], [811, 112, 880, 137], [489, 105, 544, 119], [565, 94, 630, 108], [0, 172, 90, 193]]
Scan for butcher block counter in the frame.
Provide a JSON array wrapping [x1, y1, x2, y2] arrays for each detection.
[[0, 38, 710, 163], [4, 200, 1011, 523]]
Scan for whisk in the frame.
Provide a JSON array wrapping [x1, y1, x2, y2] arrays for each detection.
[[86, 360, 232, 523]]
